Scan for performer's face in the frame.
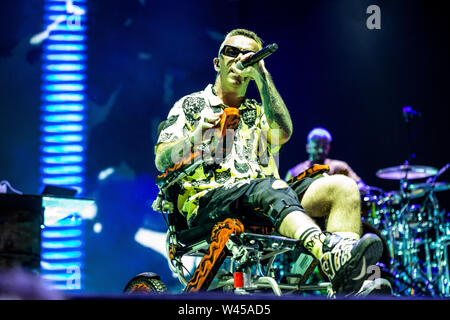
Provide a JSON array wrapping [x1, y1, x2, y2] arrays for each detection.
[[215, 35, 260, 89], [306, 137, 330, 162]]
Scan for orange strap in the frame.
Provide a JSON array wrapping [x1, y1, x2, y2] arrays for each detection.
[[287, 164, 330, 183], [184, 218, 244, 293]]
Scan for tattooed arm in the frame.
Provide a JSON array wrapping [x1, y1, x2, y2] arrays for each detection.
[[236, 56, 293, 146], [155, 138, 191, 172], [155, 112, 222, 172], [255, 69, 293, 145]]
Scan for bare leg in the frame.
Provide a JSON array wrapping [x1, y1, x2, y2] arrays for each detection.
[[278, 210, 320, 239], [278, 174, 361, 259], [279, 175, 383, 295], [278, 209, 326, 259], [300, 174, 361, 235]]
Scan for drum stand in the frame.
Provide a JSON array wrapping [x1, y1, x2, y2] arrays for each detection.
[[385, 170, 450, 296], [432, 197, 450, 296], [373, 109, 449, 296], [389, 191, 434, 296], [436, 240, 450, 296]]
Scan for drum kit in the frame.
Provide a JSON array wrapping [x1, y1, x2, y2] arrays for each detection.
[[362, 162, 450, 296]]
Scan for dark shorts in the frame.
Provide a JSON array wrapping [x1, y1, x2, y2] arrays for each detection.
[[190, 175, 322, 231], [289, 176, 323, 201]]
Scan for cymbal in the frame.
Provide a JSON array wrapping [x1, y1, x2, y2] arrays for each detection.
[[376, 164, 438, 180], [383, 181, 450, 203], [407, 181, 450, 199]]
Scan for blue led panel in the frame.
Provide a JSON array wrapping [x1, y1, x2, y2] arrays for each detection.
[[40, 0, 88, 291]]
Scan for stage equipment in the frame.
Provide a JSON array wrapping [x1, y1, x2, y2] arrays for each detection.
[[0, 193, 95, 292], [363, 163, 450, 296], [376, 164, 438, 180], [40, 0, 88, 196]]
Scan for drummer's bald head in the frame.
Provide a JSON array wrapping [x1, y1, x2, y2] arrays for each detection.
[[307, 127, 332, 143], [305, 127, 332, 162]]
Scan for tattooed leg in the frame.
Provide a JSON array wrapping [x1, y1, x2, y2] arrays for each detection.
[[278, 210, 326, 259]]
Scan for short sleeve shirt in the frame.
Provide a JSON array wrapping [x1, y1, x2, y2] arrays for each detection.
[[156, 84, 281, 225]]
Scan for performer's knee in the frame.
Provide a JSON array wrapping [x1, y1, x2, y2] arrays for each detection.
[[247, 179, 305, 229], [319, 174, 359, 198]]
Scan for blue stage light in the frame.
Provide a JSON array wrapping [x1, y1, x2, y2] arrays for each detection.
[[42, 239, 83, 249], [42, 251, 83, 260], [43, 83, 85, 92], [41, 144, 84, 154], [48, 34, 86, 42], [44, 43, 86, 51], [42, 113, 84, 123], [43, 73, 85, 82], [43, 23, 86, 32], [45, 4, 87, 14], [46, 0, 86, 2], [41, 155, 84, 164], [42, 123, 84, 133], [44, 53, 86, 62], [42, 176, 84, 185], [40, 0, 88, 291], [42, 165, 84, 175], [42, 103, 84, 112], [41, 261, 83, 271], [43, 93, 85, 102], [42, 134, 84, 144], [43, 63, 86, 72], [42, 229, 83, 239]]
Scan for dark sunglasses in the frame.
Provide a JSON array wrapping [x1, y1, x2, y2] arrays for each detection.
[[220, 45, 255, 58]]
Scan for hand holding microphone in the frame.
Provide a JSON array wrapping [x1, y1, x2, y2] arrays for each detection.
[[236, 43, 279, 70], [402, 106, 422, 123], [232, 43, 278, 85]]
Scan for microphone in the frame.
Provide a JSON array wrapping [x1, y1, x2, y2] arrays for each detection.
[[236, 43, 278, 70], [402, 106, 421, 122], [427, 163, 450, 183]]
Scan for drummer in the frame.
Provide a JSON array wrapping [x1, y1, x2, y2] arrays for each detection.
[[285, 127, 369, 193]]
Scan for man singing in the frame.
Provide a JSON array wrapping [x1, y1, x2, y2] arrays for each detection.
[[154, 28, 383, 295]]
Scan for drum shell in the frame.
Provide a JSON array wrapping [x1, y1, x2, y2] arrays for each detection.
[[361, 195, 390, 230]]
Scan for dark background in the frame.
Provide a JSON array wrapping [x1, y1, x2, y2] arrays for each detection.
[[0, 0, 449, 294]]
